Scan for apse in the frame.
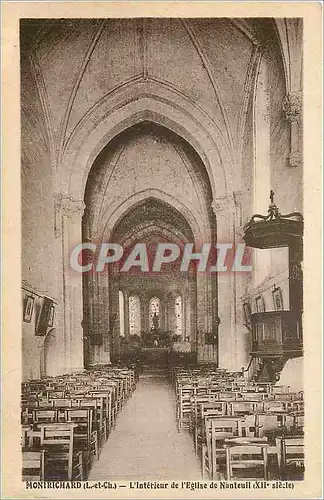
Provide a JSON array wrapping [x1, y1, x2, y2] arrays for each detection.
[[109, 197, 196, 342]]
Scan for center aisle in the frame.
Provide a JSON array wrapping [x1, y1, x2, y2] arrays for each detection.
[[89, 369, 202, 480]]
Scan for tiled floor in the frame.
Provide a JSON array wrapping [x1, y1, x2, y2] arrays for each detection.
[[89, 369, 202, 480]]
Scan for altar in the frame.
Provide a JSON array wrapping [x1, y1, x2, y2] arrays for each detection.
[[141, 347, 170, 366]]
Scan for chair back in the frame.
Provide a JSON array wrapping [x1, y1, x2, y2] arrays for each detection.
[[225, 443, 269, 480], [276, 435, 304, 479], [22, 450, 45, 481], [228, 401, 261, 416], [39, 422, 77, 481], [33, 409, 58, 424]]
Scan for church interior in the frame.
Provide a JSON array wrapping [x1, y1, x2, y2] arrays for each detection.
[[21, 18, 304, 482]]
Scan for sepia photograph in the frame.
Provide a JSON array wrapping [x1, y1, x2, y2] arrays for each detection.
[[1, 2, 322, 499]]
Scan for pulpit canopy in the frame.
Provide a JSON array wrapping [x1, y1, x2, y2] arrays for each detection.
[[243, 190, 303, 249]]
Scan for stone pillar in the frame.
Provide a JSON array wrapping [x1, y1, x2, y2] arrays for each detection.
[[282, 91, 302, 168], [124, 290, 130, 338], [212, 196, 236, 370], [182, 289, 187, 341], [97, 271, 111, 364], [196, 269, 218, 363], [60, 197, 85, 373], [167, 295, 173, 335], [232, 190, 251, 371], [188, 276, 197, 350], [141, 296, 149, 334], [109, 278, 119, 359]]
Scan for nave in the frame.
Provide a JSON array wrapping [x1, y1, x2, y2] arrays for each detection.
[[19, 16, 306, 486], [89, 369, 201, 480]]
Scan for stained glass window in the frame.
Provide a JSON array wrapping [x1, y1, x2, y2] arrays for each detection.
[[149, 297, 160, 328], [175, 295, 182, 337], [129, 295, 141, 336]]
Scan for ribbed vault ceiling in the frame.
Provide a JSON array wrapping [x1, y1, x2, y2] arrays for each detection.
[[21, 18, 283, 166]]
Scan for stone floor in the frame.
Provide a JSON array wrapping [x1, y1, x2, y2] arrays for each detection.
[[89, 369, 202, 480]]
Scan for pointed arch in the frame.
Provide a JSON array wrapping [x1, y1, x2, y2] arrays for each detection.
[[60, 82, 233, 202], [103, 190, 205, 244]]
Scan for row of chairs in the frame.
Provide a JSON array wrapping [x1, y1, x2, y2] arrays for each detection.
[[172, 365, 304, 481], [21, 365, 137, 481]]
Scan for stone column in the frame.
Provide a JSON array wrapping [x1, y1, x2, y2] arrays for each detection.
[[232, 190, 251, 371], [97, 271, 111, 364], [60, 197, 85, 373], [188, 275, 197, 350], [212, 196, 236, 370], [109, 277, 120, 360], [124, 290, 130, 338], [282, 91, 302, 168], [141, 296, 149, 334], [182, 288, 187, 341]]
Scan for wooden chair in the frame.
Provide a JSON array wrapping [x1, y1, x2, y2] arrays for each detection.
[[94, 388, 114, 431], [239, 384, 263, 393], [228, 401, 261, 416], [177, 385, 195, 431], [62, 408, 99, 463], [73, 450, 84, 481], [22, 424, 32, 448], [225, 443, 269, 480], [62, 409, 91, 445], [190, 394, 212, 437], [216, 392, 239, 402], [50, 398, 73, 408], [36, 399, 55, 408], [46, 390, 67, 400], [22, 450, 45, 480], [290, 400, 304, 412], [240, 414, 258, 438], [202, 416, 245, 480], [276, 435, 304, 480], [263, 400, 290, 413], [198, 403, 228, 448], [239, 392, 266, 402], [91, 383, 116, 419], [271, 385, 290, 395], [191, 397, 225, 451], [273, 393, 294, 401], [87, 392, 110, 441], [39, 422, 77, 480], [32, 409, 58, 425], [292, 412, 304, 432], [256, 413, 283, 438]]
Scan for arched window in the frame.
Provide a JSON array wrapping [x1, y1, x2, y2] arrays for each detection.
[[129, 295, 141, 336], [174, 295, 183, 337], [118, 291, 125, 337], [149, 296, 160, 328], [253, 55, 271, 286]]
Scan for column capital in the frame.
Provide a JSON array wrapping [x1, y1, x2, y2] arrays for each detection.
[[212, 196, 229, 215], [212, 193, 241, 216], [282, 91, 302, 122], [55, 195, 86, 217], [54, 195, 85, 237], [233, 190, 243, 207]]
